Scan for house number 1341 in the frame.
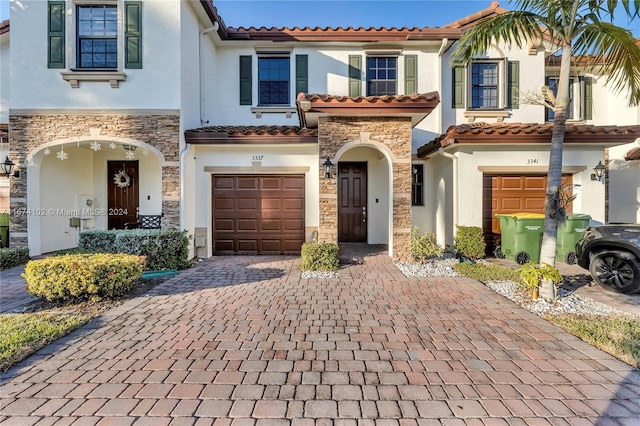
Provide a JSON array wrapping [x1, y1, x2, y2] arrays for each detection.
[[527, 159, 539, 164]]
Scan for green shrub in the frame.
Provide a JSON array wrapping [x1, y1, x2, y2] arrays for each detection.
[[78, 229, 191, 271], [410, 226, 443, 263], [77, 230, 119, 253], [301, 242, 339, 271], [453, 262, 522, 284], [0, 248, 31, 270], [23, 253, 145, 302], [115, 229, 190, 271], [454, 225, 486, 260]]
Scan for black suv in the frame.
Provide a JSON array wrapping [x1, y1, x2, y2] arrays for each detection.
[[575, 224, 640, 294]]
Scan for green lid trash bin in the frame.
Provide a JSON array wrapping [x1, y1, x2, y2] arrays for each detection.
[[0, 213, 9, 248], [495, 213, 545, 265], [556, 213, 591, 264]]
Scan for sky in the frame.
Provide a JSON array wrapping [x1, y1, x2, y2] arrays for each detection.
[[0, 0, 638, 35]]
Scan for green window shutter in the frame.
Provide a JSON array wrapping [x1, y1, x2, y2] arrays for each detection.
[[583, 76, 593, 120], [295, 55, 308, 95], [507, 61, 519, 109], [239, 55, 253, 105], [452, 66, 465, 108], [404, 55, 418, 95], [348, 55, 361, 97], [48, 1, 65, 69], [125, 2, 143, 69]]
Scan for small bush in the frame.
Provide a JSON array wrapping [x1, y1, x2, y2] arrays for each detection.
[[77, 230, 119, 253], [301, 242, 339, 271], [0, 248, 31, 270], [410, 227, 443, 263], [23, 253, 145, 302], [115, 229, 190, 271], [78, 229, 191, 271], [454, 225, 486, 260], [453, 262, 522, 284]]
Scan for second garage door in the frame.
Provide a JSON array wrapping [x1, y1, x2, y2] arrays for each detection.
[[212, 175, 305, 254]]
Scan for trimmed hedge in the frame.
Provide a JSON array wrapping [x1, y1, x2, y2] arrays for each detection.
[[0, 248, 31, 270], [301, 242, 339, 271], [454, 225, 486, 260], [78, 229, 190, 271], [23, 253, 145, 302]]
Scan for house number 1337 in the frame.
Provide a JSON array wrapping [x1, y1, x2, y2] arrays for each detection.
[[253, 155, 263, 161]]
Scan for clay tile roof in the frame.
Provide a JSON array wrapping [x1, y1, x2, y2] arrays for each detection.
[[417, 122, 640, 157], [296, 92, 441, 128], [223, 26, 460, 42], [444, 1, 508, 29], [0, 20, 9, 35], [184, 125, 318, 145], [625, 147, 640, 161]]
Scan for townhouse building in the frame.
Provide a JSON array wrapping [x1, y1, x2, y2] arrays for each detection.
[[1, 1, 639, 261]]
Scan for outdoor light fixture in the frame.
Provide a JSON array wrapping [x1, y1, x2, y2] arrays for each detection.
[[591, 160, 605, 183], [1, 156, 19, 178], [323, 157, 333, 179]]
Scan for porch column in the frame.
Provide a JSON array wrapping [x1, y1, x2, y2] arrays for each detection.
[[161, 163, 180, 229]]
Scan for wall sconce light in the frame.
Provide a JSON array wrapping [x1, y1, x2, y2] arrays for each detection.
[[1, 156, 19, 178], [323, 157, 333, 179], [299, 100, 312, 111], [590, 160, 605, 183]]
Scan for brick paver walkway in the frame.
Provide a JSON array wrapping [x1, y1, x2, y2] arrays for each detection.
[[1, 256, 639, 424], [0, 264, 37, 313]]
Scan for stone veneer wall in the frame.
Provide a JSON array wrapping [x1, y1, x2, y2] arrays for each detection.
[[8, 113, 180, 248], [317, 116, 413, 262]]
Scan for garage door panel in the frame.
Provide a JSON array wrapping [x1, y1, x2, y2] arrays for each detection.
[[213, 175, 305, 254], [483, 174, 572, 254]]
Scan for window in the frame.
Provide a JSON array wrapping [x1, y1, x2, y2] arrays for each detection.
[[258, 57, 290, 105], [366, 57, 397, 96], [77, 5, 118, 69], [412, 165, 424, 206], [471, 62, 498, 109], [546, 77, 575, 121]]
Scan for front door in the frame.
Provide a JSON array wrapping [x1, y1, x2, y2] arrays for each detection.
[[338, 162, 367, 242], [108, 160, 139, 229]]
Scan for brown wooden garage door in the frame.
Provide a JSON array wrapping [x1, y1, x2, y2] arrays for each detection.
[[482, 174, 572, 253], [212, 175, 305, 254]]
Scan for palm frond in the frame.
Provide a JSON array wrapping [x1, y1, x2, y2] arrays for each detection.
[[573, 22, 640, 105], [451, 11, 544, 63]]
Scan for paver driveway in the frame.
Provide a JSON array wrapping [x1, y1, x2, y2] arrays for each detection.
[[1, 256, 639, 424]]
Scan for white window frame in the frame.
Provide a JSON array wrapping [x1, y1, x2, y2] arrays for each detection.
[[467, 59, 507, 110]]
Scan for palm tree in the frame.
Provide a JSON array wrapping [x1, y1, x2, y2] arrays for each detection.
[[453, 0, 640, 299]]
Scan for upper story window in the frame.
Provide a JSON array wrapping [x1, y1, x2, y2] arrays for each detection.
[[48, 0, 142, 87], [471, 62, 498, 109], [77, 5, 118, 69], [258, 56, 290, 105], [546, 76, 575, 121], [366, 57, 397, 96], [452, 59, 520, 120]]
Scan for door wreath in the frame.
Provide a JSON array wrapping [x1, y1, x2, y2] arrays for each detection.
[[113, 170, 131, 188]]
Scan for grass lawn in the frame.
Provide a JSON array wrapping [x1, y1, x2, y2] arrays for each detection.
[[0, 312, 91, 371]]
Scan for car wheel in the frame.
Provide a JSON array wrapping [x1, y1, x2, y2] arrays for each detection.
[[589, 251, 640, 294]]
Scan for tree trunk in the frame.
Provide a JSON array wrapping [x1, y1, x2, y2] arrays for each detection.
[[539, 42, 572, 301]]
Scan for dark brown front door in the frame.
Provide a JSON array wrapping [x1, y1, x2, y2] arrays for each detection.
[[212, 175, 305, 254], [338, 162, 367, 242], [108, 161, 139, 229]]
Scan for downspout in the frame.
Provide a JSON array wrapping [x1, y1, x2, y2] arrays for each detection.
[[179, 142, 191, 232], [199, 22, 219, 126], [438, 147, 458, 229], [437, 38, 449, 135]]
